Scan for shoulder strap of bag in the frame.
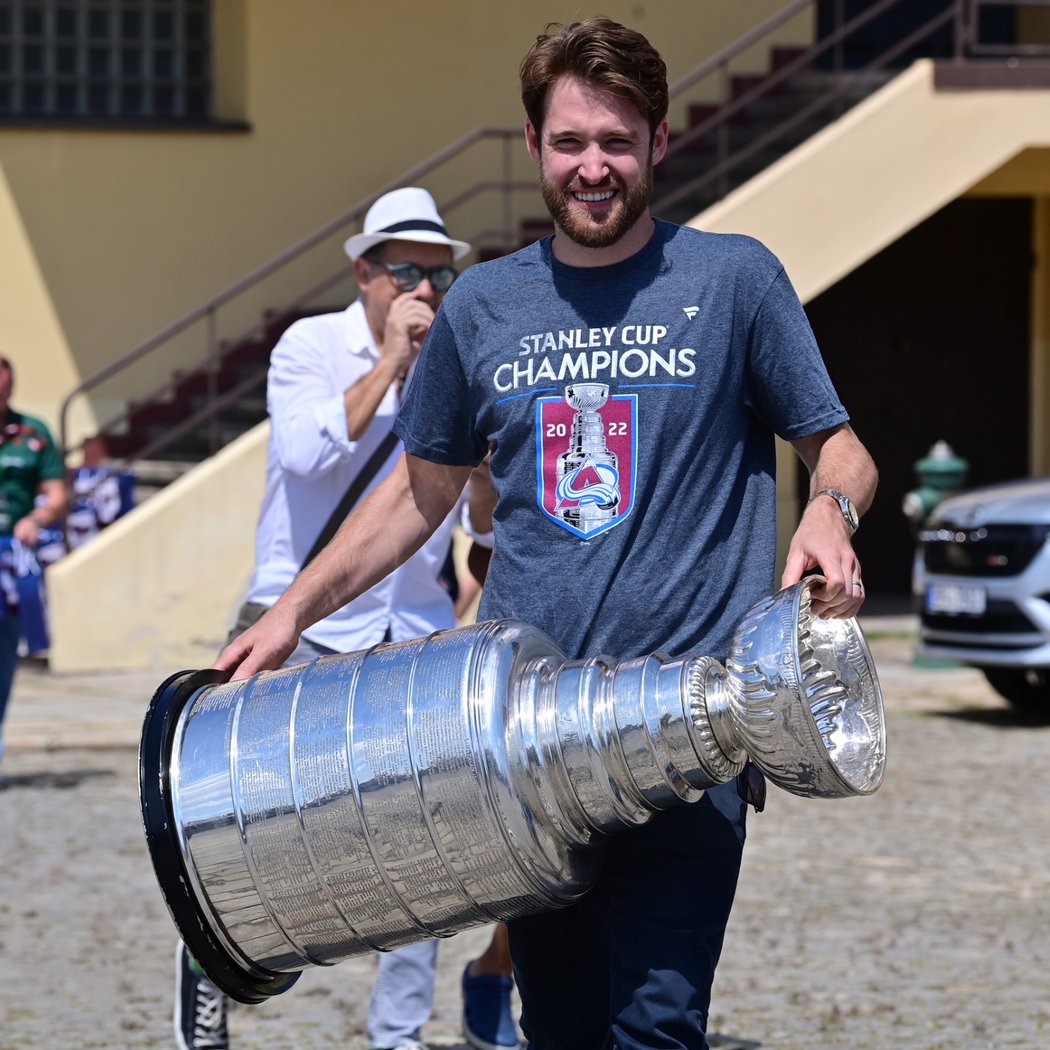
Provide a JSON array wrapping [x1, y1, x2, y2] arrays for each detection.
[[299, 429, 400, 572]]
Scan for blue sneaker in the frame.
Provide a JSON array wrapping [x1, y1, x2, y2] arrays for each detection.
[[461, 966, 520, 1050]]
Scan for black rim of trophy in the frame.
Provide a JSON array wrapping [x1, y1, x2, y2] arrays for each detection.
[[139, 667, 301, 1003]]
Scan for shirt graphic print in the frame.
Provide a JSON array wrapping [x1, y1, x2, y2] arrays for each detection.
[[535, 384, 637, 539]]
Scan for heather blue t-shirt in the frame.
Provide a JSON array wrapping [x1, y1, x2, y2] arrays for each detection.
[[395, 220, 847, 663]]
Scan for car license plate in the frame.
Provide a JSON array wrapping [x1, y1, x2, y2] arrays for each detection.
[[925, 583, 987, 616]]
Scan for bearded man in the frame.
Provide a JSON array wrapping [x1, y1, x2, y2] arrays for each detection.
[[218, 18, 878, 1050]]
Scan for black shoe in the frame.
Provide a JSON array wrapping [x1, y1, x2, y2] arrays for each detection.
[[174, 941, 230, 1049]]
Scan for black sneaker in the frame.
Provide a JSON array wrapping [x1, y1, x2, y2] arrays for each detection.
[[174, 941, 230, 1050]]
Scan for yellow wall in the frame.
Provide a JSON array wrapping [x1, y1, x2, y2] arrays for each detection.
[[0, 164, 79, 411], [1, 0, 810, 443], [44, 51, 1050, 671], [36, 15, 1050, 670]]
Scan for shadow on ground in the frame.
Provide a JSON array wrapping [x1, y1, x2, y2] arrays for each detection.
[[709, 1036, 762, 1049], [930, 706, 1050, 729], [0, 768, 116, 791]]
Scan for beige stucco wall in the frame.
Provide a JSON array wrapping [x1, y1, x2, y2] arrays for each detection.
[[47, 422, 268, 672], [1, 0, 810, 443], [15, 1, 812, 672], [0, 163, 79, 416]]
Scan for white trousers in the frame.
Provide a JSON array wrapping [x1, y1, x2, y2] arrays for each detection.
[[367, 940, 439, 1047]]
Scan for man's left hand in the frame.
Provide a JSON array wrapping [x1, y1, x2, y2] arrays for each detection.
[[781, 495, 864, 618], [12, 515, 42, 548]]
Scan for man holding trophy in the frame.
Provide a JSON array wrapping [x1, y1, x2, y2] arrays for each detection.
[[215, 17, 878, 1050]]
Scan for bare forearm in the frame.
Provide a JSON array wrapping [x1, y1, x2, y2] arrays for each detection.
[[465, 456, 497, 533], [343, 358, 402, 441], [281, 463, 419, 625], [13, 478, 68, 545], [796, 424, 878, 515], [783, 424, 877, 617]]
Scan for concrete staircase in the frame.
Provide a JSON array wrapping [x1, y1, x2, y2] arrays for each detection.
[[99, 305, 333, 496]]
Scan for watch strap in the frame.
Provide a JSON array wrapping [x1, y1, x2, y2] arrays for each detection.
[[809, 488, 859, 535]]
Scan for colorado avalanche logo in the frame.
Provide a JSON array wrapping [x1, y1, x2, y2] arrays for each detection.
[[536, 383, 637, 538], [555, 460, 619, 509]]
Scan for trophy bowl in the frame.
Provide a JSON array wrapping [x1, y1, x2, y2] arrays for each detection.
[[703, 580, 886, 799], [564, 382, 609, 411]]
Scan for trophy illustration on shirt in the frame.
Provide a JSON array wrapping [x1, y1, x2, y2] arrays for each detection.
[[555, 383, 621, 532]]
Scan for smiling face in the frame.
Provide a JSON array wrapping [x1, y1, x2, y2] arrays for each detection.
[[526, 74, 668, 265]]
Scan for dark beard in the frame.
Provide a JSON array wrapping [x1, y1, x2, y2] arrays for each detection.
[[540, 160, 654, 250]]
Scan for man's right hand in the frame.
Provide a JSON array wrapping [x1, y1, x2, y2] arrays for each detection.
[[214, 603, 300, 681], [381, 296, 436, 376]]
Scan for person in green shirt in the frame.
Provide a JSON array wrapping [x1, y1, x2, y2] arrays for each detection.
[[0, 355, 67, 758]]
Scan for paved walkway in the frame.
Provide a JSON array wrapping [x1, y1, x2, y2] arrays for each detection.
[[5, 657, 161, 753], [2, 611, 1048, 1049]]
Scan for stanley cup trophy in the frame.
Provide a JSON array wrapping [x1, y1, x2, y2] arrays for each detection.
[[140, 579, 885, 1004], [555, 383, 620, 532]]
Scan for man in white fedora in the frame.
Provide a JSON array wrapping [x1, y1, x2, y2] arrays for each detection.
[[174, 188, 518, 1050]]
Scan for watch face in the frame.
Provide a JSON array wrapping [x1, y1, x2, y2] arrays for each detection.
[[840, 494, 859, 532], [815, 489, 858, 533]]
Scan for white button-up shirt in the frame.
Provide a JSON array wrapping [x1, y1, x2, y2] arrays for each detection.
[[246, 300, 459, 651]]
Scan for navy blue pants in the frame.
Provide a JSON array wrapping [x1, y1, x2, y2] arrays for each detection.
[[0, 615, 20, 746], [507, 779, 747, 1050]]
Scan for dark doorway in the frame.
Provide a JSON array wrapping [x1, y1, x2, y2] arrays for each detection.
[[816, 0, 1015, 68], [803, 197, 1032, 596]]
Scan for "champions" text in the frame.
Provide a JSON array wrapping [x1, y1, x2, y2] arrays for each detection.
[[494, 347, 696, 392]]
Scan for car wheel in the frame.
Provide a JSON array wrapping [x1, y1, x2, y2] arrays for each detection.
[[979, 667, 1050, 711]]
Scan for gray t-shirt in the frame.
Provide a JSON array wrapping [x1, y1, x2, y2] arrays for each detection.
[[395, 220, 848, 662]]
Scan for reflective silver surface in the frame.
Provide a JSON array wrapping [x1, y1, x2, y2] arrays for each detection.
[[148, 579, 885, 992], [556, 383, 620, 531]]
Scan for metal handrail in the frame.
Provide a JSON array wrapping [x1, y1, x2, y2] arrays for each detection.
[[665, 0, 815, 100], [654, 0, 960, 215], [663, 0, 907, 166], [60, 0, 1050, 464], [58, 125, 523, 456]]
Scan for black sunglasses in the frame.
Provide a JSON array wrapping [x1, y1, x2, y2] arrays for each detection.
[[374, 260, 458, 293]]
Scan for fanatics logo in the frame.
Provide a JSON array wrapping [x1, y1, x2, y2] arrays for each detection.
[[682, 306, 700, 320]]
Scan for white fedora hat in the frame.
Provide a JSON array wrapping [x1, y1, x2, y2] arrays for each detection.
[[343, 187, 471, 262]]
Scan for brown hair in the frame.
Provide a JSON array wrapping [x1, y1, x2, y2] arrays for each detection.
[[519, 17, 668, 139]]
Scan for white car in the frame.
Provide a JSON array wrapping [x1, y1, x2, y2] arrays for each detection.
[[917, 476, 1050, 710]]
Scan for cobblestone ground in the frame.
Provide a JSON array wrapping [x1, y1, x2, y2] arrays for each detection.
[[0, 628, 1048, 1049]]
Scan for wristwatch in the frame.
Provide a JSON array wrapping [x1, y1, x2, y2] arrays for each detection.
[[810, 488, 859, 536]]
